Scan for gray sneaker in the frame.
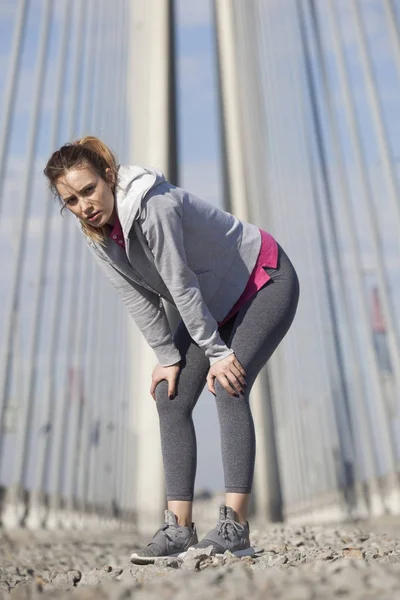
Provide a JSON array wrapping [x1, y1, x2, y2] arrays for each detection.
[[182, 505, 254, 557], [130, 509, 198, 564]]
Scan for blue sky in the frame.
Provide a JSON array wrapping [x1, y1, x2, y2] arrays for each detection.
[[175, 0, 225, 491], [176, 0, 222, 207]]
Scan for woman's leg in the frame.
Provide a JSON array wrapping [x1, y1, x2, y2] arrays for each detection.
[[155, 319, 210, 526], [216, 245, 300, 519]]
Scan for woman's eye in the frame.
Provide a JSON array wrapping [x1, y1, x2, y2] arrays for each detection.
[[85, 186, 95, 194], [66, 197, 77, 205]]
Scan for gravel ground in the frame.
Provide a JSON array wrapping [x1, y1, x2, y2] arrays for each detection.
[[2, 519, 400, 599]]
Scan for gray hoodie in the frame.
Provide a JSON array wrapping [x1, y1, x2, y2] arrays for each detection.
[[85, 165, 265, 367]]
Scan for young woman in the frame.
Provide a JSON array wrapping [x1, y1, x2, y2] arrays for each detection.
[[44, 136, 300, 563]]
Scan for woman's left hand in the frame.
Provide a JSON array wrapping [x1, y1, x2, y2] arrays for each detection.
[[207, 352, 247, 397]]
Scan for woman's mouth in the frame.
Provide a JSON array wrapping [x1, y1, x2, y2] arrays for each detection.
[[88, 211, 101, 223]]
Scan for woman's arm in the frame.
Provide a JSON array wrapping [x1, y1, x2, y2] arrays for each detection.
[[89, 249, 181, 367], [139, 194, 234, 366]]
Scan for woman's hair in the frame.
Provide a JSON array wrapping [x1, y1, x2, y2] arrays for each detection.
[[44, 136, 119, 245]]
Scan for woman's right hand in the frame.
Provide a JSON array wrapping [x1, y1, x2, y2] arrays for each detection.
[[150, 362, 181, 401]]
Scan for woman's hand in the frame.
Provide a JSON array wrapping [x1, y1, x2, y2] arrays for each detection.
[[207, 353, 247, 398], [150, 361, 181, 401]]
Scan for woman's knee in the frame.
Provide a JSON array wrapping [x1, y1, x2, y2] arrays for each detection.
[[155, 379, 197, 419], [155, 380, 177, 413], [213, 376, 254, 404]]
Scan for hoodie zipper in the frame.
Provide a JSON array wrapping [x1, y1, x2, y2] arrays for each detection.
[[129, 265, 163, 306]]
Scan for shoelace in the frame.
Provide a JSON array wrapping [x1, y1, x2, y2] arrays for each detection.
[[149, 523, 179, 545], [217, 518, 243, 541]]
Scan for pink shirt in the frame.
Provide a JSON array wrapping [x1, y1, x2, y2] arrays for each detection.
[[109, 222, 278, 328], [217, 229, 278, 327], [109, 218, 125, 248]]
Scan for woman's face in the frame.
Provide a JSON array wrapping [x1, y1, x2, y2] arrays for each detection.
[[56, 162, 116, 227]]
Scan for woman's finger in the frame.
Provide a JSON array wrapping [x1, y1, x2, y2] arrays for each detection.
[[168, 374, 178, 399], [207, 373, 216, 396], [230, 364, 247, 387], [224, 372, 244, 396], [217, 373, 240, 397], [233, 358, 247, 379]]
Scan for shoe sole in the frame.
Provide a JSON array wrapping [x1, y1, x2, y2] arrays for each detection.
[[130, 551, 185, 564], [178, 545, 255, 559], [219, 546, 256, 557]]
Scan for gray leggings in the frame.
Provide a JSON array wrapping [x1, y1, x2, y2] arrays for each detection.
[[155, 244, 300, 500]]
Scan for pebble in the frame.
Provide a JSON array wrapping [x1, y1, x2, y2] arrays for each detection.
[[2, 520, 400, 598]]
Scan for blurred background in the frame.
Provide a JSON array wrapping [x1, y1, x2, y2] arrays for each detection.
[[1, 0, 400, 534]]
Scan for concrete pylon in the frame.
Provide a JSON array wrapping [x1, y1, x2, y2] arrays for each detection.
[[213, 0, 282, 521], [127, 0, 178, 534]]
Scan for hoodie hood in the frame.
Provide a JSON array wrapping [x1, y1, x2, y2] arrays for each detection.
[[115, 164, 166, 235]]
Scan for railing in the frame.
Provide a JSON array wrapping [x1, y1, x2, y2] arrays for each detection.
[[215, 0, 400, 521], [0, 0, 134, 530]]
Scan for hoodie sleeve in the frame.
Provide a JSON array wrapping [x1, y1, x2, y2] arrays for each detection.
[[89, 248, 182, 367], [139, 194, 235, 366]]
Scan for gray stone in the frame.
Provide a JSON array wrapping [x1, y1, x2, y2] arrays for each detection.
[[222, 551, 240, 565], [181, 556, 211, 571], [78, 568, 110, 587], [180, 546, 217, 571], [117, 567, 138, 585], [319, 550, 336, 561], [51, 573, 70, 589], [68, 570, 82, 585], [2, 520, 400, 598], [271, 555, 289, 567], [0, 582, 10, 594], [153, 557, 181, 568], [182, 546, 216, 559], [363, 549, 381, 561], [285, 549, 302, 564]]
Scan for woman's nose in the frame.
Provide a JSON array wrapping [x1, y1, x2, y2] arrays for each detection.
[[80, 198, 92, 213]]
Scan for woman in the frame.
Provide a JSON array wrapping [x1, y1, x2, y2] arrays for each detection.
[[44, 136, 300, 563]]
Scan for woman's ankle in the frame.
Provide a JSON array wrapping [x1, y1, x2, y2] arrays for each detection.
[[168, 499, 193, 527], [225, 492, 250, 525]]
